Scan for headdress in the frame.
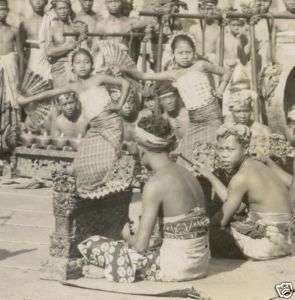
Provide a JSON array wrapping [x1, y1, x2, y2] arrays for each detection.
[[135, 126, 175, 152], [168, 31, 198, 53], [135, 113, 175, 152], [51, 0, 71, 6], [156, 81, 178, 99], [217, 124, 251, 148], [229, 90, 256, 111]]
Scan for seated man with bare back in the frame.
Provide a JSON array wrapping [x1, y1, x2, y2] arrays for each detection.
[[78, 113, 210, 283], [197, 124, 293, 260], [51, 92, 88, 138]]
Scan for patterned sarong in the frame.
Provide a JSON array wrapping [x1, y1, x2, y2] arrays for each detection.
[[78, 207, 210, 283], [0, 53, 19, 155], [73, 112, 123, 192], [177, 100, 222, 168], [231, 211, 294, 260]]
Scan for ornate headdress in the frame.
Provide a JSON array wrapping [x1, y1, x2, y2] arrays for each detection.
[[168, 31, 198, 53], [217, 124, 251, 148], [229, 90, 256, 111]]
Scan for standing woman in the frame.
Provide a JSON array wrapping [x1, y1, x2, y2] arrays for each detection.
[[17, 48, 130, 193], [121, 32, 232, 166]]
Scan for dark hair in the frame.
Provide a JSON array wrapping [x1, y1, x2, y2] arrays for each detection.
[[171, 34, 196, 54], [71, 48, 94, 67], [156, 81, 178, 97], [137, 111, 173, 140]]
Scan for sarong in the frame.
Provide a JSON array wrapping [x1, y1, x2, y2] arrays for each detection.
[[25, 47, 51, 80], [177, 100, 222, 167], [230, 211, 294, 260], [0, 53, 19, 154], [73, 112, 123, 192], [78, 207, 210, 283]]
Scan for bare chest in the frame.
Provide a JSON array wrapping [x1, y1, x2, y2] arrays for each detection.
[[23, 17, 43, 40], [0, 28, 15, 54]]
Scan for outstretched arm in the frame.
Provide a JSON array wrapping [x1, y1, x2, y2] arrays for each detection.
[[17, 84, 76, 106], [121, 67, 175, 82], [94, 75, 130, 110], [126, 179, 161, 252]]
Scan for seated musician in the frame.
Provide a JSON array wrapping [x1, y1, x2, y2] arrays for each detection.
[[51, 92, 88, 138], [197, 124, 293, 260], [227, 90, 272, 159], [157, 82, 189, 141], [109, 86, 140, 154], [78, 112, 210, 282]]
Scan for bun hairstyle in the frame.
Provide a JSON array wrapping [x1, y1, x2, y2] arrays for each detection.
[[137, 111, 173, 141]]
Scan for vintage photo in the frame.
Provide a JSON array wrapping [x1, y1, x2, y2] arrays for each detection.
[[0, 0, 294, 299]]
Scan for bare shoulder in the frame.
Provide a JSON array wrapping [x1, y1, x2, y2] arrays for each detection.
[[142, 175, 163, 201], [229, 169, 249, 190]]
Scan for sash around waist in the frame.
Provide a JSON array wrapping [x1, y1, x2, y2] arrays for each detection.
[[158, 207, 210, 240]]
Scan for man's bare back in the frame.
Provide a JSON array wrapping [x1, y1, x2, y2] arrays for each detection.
[[150, 162, 205, 217], [233, 158, 292, 214]]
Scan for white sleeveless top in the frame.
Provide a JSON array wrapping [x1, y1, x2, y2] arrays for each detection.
[[79, 86, 111, 121], [174, 68, 215, 111]]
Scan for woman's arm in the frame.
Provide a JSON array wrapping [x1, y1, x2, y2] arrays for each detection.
[[17, 84, 76, 106], [127, 179, 161, 252], [95, 75, 130, 110], [121, 67, 175, 82]]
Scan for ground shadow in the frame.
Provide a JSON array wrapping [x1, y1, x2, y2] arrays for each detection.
[[0, 248, 37, 262], [208, 225, 246, 276]]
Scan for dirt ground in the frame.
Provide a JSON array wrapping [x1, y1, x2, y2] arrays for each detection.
[[0, 187, 294, 300]]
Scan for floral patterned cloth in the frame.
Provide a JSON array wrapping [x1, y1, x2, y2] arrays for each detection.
[[78, 207, 210, 283]]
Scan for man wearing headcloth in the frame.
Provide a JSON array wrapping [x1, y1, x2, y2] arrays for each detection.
[[157, 82, 189, 141], [19, 0, 51, 80], [39, 0, 86, 87], [0, 0, 23, 154], [228, 90, 272, 160], [78, 113, 210, 282], [196, 124, 294, 260]]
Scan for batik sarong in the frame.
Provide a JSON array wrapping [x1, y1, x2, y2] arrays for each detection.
[[73, 112, 123, 192], [78, 207, 210, 283], [230, 211, 294, 260]]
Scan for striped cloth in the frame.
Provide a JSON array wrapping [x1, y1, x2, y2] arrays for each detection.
[[73, 112, 123, 192], [177, 99, 222, 168]]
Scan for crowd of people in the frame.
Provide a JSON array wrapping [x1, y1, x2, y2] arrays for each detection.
[[0, 0, 295, 284]]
